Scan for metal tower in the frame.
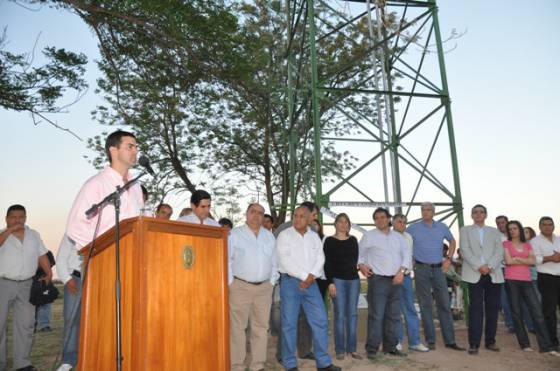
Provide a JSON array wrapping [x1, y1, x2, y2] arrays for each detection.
[[286, 0, 464, 227]]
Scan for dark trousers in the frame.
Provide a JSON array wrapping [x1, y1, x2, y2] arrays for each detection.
[[467, 275, 501, 348], [537, 273, 560, 347], [505, 279, 554, 352], [365, 275, 401, 354]]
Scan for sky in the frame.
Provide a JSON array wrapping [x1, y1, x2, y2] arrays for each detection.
[[1, 0, 560, 262]]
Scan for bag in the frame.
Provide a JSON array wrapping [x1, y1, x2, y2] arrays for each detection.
[[29, 277, 59, 306]]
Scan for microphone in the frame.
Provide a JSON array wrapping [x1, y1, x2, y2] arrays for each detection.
[[138, 155, 156, 176]]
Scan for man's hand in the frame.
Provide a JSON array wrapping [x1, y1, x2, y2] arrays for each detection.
[[553, 252, 560, 263], [479, 265, 491, 275], [66, 278, 79, 295], [359, 264, 374, 277], [299, 274, 316, 290], [328, 283, 337, 298], [442, 258, 452, 273], [392, 272, 404, 285], [40, 270, 53, 284]]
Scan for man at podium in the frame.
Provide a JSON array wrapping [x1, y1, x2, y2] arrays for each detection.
[[65, 130, 145, 249], [56, 130, 144, 371]]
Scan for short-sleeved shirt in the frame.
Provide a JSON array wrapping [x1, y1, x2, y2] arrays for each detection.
[[407, 220, 454, 264], [503, 241, 532, 281], [0, 226, 48, 280]]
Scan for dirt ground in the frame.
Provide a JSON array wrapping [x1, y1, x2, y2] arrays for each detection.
[[262, 318, 560, 371]]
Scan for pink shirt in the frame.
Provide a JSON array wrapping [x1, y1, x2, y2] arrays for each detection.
[[66, 166, 144, 248], [503, 240, 532, 281]]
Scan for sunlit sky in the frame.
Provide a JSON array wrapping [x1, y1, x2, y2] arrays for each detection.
[[1, 1, 560, 262]]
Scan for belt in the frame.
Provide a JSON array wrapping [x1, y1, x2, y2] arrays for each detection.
[[415, 260, 442, 268], [0, 276, 32, 282], [234, 276, 268, 285]]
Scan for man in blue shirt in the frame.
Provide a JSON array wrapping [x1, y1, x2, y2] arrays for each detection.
[[407, 202, 465, 351]]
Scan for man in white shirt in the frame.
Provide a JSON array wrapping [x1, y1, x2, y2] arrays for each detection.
[[530, 216, 560, 350], [228, 203, 277, 371], [177, 189, 220, 226], [276, 206, 340, 371], [460, 204, 504, 355], [0, 204, 52, 371], [359, 207, 410, 360]]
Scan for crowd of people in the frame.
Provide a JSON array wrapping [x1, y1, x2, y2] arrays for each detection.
[[1, 130, 559, 371]]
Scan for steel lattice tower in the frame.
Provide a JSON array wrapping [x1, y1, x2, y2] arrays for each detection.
[[286, 0, 464, 227]]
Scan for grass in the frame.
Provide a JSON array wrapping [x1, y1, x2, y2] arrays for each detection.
[[5, 283, 65, 371]]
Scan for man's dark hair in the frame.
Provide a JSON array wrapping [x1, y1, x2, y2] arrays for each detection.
[[300, 201, 318, 213], [190, 189, 211, 207], [472, 204, 487, 214], [264, 214, 274, 223], [495, 215, 508, 223], [105, 130, 136, 163], [156, 203, 172, 213], [506, 220, 526, 242], [372, 207, 391, 220], [6, 204, 26, 216], [539, 216, 554, 226], [218, 217, 233, 229], [392, 213, 407, 222]]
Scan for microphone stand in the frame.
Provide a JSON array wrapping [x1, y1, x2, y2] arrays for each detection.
[[85, 171, 148, 371]]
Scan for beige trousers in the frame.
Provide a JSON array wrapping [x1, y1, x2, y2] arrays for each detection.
[[229, 278, 273, 371]]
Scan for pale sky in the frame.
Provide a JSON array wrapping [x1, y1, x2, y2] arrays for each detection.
[[1, 1, 560, 260]]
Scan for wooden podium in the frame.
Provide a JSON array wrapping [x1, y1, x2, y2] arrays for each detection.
[[77, 217, 230, 370]]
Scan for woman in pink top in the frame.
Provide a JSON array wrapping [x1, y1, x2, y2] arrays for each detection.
[[504, 221, 558, 355]]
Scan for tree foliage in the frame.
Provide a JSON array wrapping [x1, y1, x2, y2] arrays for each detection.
[[0, 28, 88, 138], [52, 0, 388, 223]]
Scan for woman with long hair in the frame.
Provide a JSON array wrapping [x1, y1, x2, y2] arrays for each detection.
[[323, 213, 362, 360], [504, 221, 558, 355]]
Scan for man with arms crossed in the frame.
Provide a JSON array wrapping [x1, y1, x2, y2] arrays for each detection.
[[530, 216, 560, 350]]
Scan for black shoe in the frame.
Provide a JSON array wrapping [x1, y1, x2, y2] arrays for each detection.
[[384, 349, 407, 357], [468, 346, 478, 355], [317, 365, 341, 371], [300, 352, 315, 360], [428, 343, 436, 350], [286, 368, 299, 371], [485, 343, 500, 352], [445, 343, 465, 351], [37, 326, 52, 332], [16, 366, 37, 371], [367, 352, 377, 360]]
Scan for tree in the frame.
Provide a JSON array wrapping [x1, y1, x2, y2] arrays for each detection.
[[203, 0, 379, 225], [0, 28, 88, 139], [56, 0, 241, 204], [55, 0, 390, 224]]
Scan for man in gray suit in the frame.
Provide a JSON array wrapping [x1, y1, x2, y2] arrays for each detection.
[[460, 204, 504, 355]]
